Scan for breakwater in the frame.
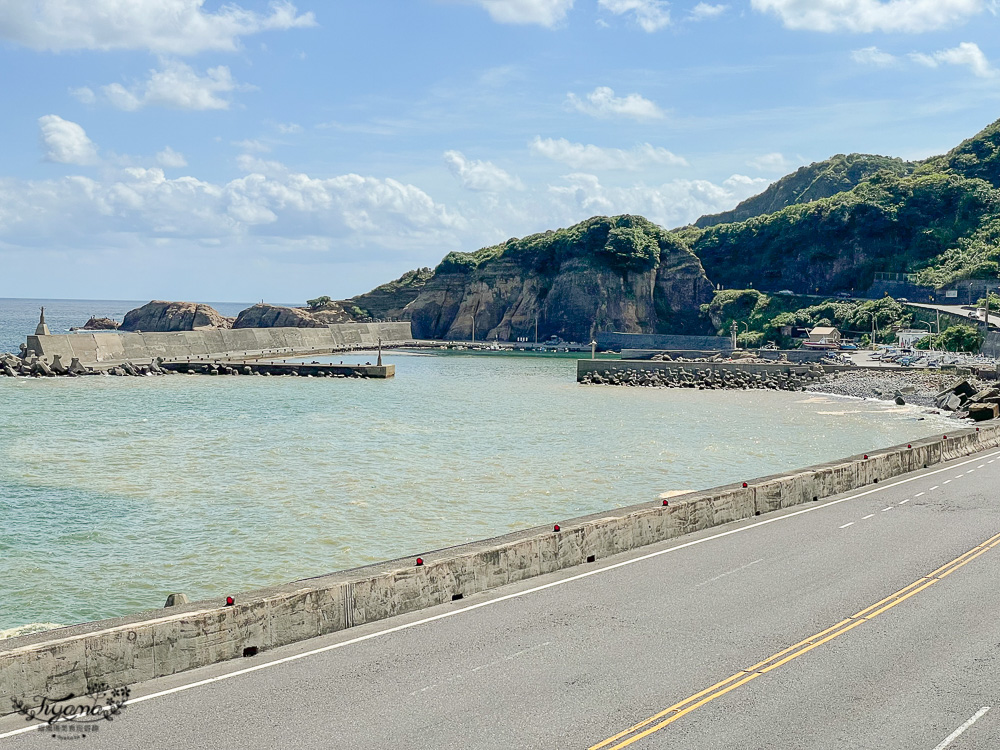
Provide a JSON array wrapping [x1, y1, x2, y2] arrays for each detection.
[[2, 421, 997, 718], [577, 359, 840, 390], [163, 361, 394, 378], [24, 322, 412, 366]]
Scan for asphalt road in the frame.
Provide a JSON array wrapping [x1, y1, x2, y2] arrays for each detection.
[[4, 450, 1000, 749]]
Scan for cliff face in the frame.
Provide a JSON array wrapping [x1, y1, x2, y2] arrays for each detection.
[[351, 215, 714, 341], [120, 301, 233, 332], [233, 303, 353, 328]]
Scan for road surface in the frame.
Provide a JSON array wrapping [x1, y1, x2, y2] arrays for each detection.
[[3, 450, 1000, 749]]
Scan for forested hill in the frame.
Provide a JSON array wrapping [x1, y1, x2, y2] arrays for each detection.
[[344, 118, 1000, 340], [682, 117, 1000, 293], [695, 154, 916, 229]]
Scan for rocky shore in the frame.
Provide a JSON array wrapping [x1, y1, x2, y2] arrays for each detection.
[[806, 371, 970, 408]]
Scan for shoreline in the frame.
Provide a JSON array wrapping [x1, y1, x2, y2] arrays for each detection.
[[3, 423, 997, 718]]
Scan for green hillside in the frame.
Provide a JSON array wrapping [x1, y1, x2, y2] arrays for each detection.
[[683, 118, 1000, 293], [694, 153, 915, 229]]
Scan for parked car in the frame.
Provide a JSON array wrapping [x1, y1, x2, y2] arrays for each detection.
[[836, 292, 852, 299], [777, 290, 794, 295]]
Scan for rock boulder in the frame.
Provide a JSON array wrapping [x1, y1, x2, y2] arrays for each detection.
[[120, 301, 234, 332]]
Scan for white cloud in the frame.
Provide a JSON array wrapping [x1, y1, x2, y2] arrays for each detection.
[[233, 139, 271, 153], [751, 0, 989, 33], [100, 59, 246, 110], [472, 0, 575, 27], [0, 163, 465, 255], [691, 3, 728, 19], [69, 86, 96, 104], [598, 0, 671, 31], [566, 86, 664, 120], [0, 0, 316, 55], [747, 152, 793, 172], [276, 122, 303, 134], [911, 42, 996, 77], [851, 46, 899, 66], [530, 137, 687, 171], [37, 115, 98, 165], [547, 172, 770, 229], [444, 150, 524, 192], [156, 147, 188, 168]]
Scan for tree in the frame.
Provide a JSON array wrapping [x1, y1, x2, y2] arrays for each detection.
[[306, 296, 332, 309], [914, 324, 984, 352]]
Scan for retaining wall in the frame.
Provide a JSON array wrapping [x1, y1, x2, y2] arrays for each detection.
[[596, 332, 733, 352], [24, 323, 413, 366], [3, 423, 999, 715]]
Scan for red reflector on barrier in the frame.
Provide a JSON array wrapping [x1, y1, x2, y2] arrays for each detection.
[[908, 444, 912, 449], [415, 557, 423, 566], [662, 499, 669, 506], [864, 454, 868, 459], [553, 524, 561, 532], [742, 482, 748, 488], [225, 596, 234, 606], [944, 435, 948, 440]]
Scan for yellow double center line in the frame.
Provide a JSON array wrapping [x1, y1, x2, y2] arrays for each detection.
[[589, 530, 1000, 750]]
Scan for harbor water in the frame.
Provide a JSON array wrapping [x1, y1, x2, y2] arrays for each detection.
[[0, 298, 956, 635]]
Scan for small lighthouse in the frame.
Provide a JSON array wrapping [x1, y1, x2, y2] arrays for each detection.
[[35, 307, 51, 337]]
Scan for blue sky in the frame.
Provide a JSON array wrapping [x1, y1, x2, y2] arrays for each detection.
[[2, 0, 999, 303]]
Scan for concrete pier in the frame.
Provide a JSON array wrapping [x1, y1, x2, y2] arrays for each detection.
[[24, 322, 412, 367]]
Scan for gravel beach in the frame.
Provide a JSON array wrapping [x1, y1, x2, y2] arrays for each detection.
[[808, 370, 981, 408]]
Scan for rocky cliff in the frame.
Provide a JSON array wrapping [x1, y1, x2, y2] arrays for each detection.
[[232, 302, 353, 328], [120, 301, 234, 332], [351, 215, 715, 341]]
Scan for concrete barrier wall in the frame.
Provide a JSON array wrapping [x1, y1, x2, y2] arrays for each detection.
[[3, 423, 999, 715], [25, 323, 413, 366], [596, 332, 733, 352]]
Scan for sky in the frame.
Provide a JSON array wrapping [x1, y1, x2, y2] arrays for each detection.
[[2, 0, 1000, 304]]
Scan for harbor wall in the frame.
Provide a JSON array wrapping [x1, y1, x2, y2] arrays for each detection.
[[24, 322, 413, 365], [596, 332, 733, 352], [3, 422, 999, 716]]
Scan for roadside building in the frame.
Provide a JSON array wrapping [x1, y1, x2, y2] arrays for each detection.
[[804, 326, 842, 349], [896, 329, 932, 347]]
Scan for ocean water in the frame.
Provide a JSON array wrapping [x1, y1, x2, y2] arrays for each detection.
[[0, 299, 956, 636]]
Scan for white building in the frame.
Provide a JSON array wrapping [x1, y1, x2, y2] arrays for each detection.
[[897, 329, 932, 347]]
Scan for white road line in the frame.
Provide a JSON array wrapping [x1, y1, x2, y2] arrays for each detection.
[[899, 499, 910, 505], [966, 470, 975, 474], [3, 448, 999, 741], [990, 460, 996, 464], [916, 492, 926, 497], [862, 514, 875, 520], [932, 707, 991, 750], [695, 559, 764, 588], [881, 507, 893, 512], [931, 485, 940, 490], [944, 480, 952, 485], [839, 522, 855, 529], [978, 465, 985, 469]]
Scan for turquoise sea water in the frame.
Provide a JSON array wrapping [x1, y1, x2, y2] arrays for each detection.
[[0, 299, 956, 636]]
